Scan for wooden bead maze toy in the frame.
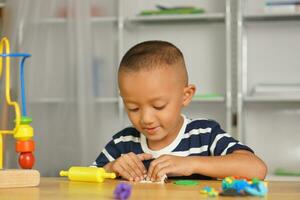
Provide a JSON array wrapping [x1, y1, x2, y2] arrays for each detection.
[[0, 37, 40, 188]]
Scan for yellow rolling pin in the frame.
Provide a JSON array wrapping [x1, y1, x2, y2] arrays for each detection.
[[60, 166, 116, 183]]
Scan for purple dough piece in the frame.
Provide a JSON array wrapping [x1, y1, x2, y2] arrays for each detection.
[[114, 182, 132, 200]]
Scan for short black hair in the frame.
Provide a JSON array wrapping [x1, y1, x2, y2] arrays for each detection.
[[119, 40, 186, 74]]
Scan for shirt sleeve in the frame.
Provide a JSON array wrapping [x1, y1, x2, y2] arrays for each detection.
[[208, 121, 253, 156], [93, 139, 121, 167]]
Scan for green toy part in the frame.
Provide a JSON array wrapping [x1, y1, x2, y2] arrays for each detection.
[[174, 180, 199, 186], [20, 116, 33, 124]]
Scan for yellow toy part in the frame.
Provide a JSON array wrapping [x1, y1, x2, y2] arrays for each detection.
[[60, 166, 116, 183], [0, 37, 21, 169], [0, 37, 21, 135], [14, 124, 34, 141]]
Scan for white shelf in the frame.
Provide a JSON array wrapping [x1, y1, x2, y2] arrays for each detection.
[[244, 12, 300, 21], [28, 97, 118, 104], [16, 96, 221, 104], [244, 95, 300, 102], [91, 17, 118, 23], [266, 175, 300, 182], [28, 98, 73, 104], [94, 97, 118, 103], [40, 16, 118, 24], [192, 96, 225, 103], [0, 2, 5, 8], [36, 14, 226, 24], [126, 13, 225, 23]]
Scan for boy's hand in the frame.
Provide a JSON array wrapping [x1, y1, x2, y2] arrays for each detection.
[[147, 155, 193, 181], [111, 152, 152, 182]]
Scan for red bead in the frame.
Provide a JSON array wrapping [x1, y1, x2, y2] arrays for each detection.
[[19, 152, 35, 169]]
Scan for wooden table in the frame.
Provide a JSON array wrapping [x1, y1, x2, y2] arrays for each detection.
[[0, 178, 300, 200]]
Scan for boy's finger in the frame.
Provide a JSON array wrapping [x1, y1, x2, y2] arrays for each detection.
[[155, 166, 169, 181], [128, 153, 147, 177], [115, 163, 133, 181], [119, 156, 138, 180], [147, 158, 162, 181], [126, 153, 145, 179], [149, 161, 169, 181], [122, 154, 142, 180], [137, 153, 153, 161], [151, 162, 170, 181]]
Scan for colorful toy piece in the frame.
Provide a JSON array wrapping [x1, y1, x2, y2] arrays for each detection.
[[199, 177, 268, 197], [200, 186, 219, 197], [60, 166, 116, 183], [114, 182, 132, 200], [0, 37, 36, 169], [0, 37, 40, 188], [220, 176, 268, 197], [222, 177, 249, 193], [244, 178, 268, 196]]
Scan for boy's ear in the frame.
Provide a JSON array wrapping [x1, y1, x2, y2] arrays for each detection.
[[182, 84, 196, 107]]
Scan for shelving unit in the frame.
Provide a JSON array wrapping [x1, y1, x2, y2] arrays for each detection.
[[119, 0, 232, 133], [237, 0, 300, 180]]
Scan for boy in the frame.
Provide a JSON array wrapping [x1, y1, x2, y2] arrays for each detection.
[[93, 41, 267, 182]]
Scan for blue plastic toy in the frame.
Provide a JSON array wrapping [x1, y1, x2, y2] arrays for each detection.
[[221, 177, 268, 197]]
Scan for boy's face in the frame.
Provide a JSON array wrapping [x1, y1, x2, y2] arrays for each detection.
[[119, 66, 195, 150]]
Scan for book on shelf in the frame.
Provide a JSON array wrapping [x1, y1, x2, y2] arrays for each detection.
[[265, 0, 300, 5], [251, 83, 300, 96], [265, 0, 300, 13], [139, 5, 205, 16], [275, 168, 300, 176]]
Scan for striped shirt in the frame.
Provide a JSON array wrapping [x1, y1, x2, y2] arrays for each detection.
[[94, 115, 253, 179]]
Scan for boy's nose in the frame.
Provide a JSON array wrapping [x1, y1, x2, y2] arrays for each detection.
[[140, 109, 155, 125]]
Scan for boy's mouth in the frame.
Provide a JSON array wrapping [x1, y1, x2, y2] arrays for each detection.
[[144, 126, 159, 134]]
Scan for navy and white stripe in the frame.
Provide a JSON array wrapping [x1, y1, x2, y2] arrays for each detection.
[[94, 115, 253, 169]]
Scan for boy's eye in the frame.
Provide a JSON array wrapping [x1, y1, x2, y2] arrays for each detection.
[[153, 105, 165, 110], [128, 108, 139, 112]]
